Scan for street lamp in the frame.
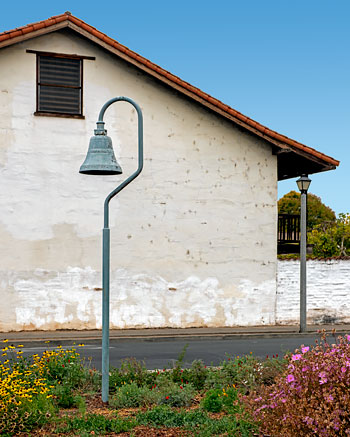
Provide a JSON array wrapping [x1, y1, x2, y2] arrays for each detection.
[[79, 96, 143, 402], [296, 174, 311, 333]]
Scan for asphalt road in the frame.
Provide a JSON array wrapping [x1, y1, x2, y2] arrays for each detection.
[[3, 334, 335, 370]]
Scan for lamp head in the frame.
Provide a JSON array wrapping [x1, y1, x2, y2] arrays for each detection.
[[79, 122, 122, 175], [296, 174, 311, 193]]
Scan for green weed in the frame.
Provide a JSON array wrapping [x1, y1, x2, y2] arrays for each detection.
[[56, 413, 136, 434]]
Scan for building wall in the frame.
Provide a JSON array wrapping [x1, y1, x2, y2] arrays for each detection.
[[0, 29, 277, 332], [277, 260, 350, 325]]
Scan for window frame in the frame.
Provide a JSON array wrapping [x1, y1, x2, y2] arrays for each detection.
[[27, 50, 95, 119]]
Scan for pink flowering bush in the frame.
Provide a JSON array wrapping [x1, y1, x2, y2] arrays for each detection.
[[242, 333, 350, 436]]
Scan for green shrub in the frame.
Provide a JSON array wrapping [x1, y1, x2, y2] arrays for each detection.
[[201, 388, 222, 412], [81, 366, 101, 394], [110, 382, 157, 408], [243, 334, 350, 436], [187, 359, 208, 390], [156, 381, 195, 407], [204, 354, 287, 393], [203, 354, 260, 392], [224, 354, 259, 388], [52, 384, 86, 410], [109, 357, 156, 392], [110, 378, 195, 409], [53, 384, 75, 408], [167, 358, 208, 391], [201, 386, 239, 413]]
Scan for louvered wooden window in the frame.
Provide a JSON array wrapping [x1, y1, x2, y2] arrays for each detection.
[[37, 55, 82, 116]]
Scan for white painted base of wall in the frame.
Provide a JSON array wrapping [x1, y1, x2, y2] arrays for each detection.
[[2, 260, 349, 332], [0, 267, 276, 332], [277, 259, 350, 325]]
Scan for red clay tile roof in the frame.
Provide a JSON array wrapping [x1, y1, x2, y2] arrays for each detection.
[[0, 12, 339, 170]]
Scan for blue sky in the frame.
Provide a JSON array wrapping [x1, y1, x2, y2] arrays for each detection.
[[2, 1, 349, 214]]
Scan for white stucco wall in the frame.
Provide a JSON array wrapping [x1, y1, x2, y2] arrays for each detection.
[[277, 260, 350, 325], [0, 29, 277, 332]]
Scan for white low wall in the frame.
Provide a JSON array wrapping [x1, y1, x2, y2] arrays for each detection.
[[277, 259, 350, 325]]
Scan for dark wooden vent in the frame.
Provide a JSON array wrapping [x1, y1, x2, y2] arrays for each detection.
[[38, 56, 82, 115]]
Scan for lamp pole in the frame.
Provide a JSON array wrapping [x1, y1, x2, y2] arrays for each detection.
[[79, 97, 143, 402], [296, 175, 311, 333]]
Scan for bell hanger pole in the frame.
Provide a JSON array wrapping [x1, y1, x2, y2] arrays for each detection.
[[97, 96, 143, 403], [99, 97, 144, 228]]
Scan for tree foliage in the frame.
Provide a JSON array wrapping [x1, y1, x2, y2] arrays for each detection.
[[308, 213, 350, 257], [278, 190, 336, 230], [278, 191, 350, 258]]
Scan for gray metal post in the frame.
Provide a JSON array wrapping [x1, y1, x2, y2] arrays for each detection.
[[102, 227, 110, 402], [300, 190, 307, 333], [100, 97, 143, 403]]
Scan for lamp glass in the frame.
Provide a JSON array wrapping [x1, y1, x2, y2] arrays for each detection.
[[296, 175, 311, 192]]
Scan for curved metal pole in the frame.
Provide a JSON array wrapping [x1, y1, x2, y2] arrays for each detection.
[[99, 97, 144, 228], [99, 97, 143, 402]]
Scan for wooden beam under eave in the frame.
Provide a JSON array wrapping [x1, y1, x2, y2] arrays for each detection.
[[287, 145, 334, 169], [277, 150, 336, 180]]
